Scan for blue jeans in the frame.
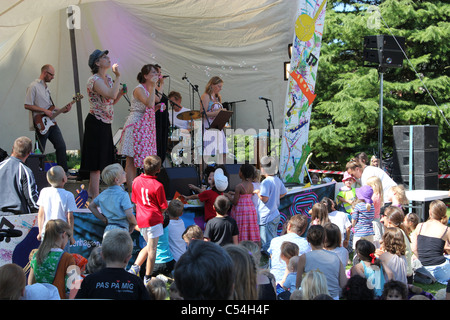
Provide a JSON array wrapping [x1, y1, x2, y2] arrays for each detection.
[[36, 124, 68, 172], [424, 259, 450, 285], [260, 215, 280, 254]]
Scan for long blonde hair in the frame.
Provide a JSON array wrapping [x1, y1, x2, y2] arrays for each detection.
[[204, 76, 223, 103], [366, 176, 383, 200], [391, 185, 409, 205], [35, 219, 71, 265], [301, 270, 329, 300]]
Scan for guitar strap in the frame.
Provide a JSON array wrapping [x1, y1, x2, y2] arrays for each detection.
[[48, 92, 55, 109]]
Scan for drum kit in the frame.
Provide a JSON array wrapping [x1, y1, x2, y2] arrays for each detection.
[[168, 107, 233, 167], [168, 109, 202, 167]]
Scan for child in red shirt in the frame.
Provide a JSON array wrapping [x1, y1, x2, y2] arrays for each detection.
[[185, 167, 228, 225], [130, 155, 168, 284]]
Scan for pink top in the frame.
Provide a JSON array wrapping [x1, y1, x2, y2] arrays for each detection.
[[372, 192, 381, 219]]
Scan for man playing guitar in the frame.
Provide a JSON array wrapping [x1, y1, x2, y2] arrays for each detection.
[[24, 64, 70, 173]]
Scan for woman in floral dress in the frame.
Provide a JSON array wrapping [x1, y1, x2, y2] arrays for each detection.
[[117, 64, 161, 191]]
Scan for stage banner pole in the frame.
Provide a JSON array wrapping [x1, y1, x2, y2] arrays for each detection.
[[279, 0, 327, 183]]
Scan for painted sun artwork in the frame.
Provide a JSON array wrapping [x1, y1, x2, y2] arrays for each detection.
[[279, 0, 327, 183]]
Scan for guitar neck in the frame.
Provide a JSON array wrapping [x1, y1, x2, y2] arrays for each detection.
[[50, 101, 74, 119]]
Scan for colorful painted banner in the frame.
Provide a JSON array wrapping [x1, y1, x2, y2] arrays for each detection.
[[277, 182, 335, 235], [280, 0, 327, 183]]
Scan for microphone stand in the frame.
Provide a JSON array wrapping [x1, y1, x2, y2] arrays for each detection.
[[183, 74, 209, 180], [263, 99, 274, 156]]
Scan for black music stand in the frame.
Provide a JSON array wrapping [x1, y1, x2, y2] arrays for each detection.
[[208, 110, 233, 131]]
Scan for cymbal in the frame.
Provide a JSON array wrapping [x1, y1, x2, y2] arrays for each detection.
[[177, 110, 202, 120]]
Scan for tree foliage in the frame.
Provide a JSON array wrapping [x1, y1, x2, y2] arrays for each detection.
[[310, 0, 450, 174]]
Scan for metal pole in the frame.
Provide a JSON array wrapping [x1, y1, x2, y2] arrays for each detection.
[[378, 71, 383, 168], [68, 6, 84, 150]]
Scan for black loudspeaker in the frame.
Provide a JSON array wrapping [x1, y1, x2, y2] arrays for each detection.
[[156, 167, 199, 200], [363, 35, 405, 69], [392, 125, 439, 190], [25, 154, 49, 192], [393, 125, 439, 150], [392, 149, 439, 176]]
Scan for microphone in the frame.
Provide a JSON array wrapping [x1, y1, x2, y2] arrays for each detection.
[[162, 75, 170, 78], [182, 73, 187, 80], [121, 83, 127, 94], [259, 96, 271, 101]]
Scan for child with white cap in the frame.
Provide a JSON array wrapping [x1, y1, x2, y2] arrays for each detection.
[[185, 166, 228, 225]]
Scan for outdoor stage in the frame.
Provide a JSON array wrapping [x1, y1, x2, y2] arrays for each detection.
[[0, 182, 336, 271]]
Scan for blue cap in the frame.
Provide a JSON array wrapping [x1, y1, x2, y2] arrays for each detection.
[[88, 49, 108, 70]]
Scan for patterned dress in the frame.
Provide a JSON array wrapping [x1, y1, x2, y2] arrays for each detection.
[[117, 84, 157, 168], [231, 183, 260, 242], [202, 97, 228, 156]]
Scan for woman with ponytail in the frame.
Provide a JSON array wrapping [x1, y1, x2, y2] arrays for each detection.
[[28, 219, 76, 299], [117, 64, 160, 191]]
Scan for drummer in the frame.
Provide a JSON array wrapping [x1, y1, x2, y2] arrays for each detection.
[[168, 91, 192, 133]]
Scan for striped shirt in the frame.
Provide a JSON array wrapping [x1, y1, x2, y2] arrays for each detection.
[[0, 156, 39, 215], [351, 202, 375, 237]]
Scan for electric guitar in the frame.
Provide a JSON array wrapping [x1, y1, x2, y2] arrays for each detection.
[[34, 93, 83, 135]]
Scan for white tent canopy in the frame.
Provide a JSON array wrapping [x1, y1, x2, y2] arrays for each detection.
[[0, 0, 298, 154]]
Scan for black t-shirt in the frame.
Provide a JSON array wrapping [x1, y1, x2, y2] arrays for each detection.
[[204, 215, 239, 246], [75, 268, 151, 300]]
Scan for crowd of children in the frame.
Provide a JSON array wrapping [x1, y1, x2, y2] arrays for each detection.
[[1, 152, 450, 302]]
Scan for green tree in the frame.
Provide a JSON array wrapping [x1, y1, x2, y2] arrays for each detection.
[[309, 0, 450, 178]]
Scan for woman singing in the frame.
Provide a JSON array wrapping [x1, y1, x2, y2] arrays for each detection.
[[200, 76, 228, 167], [117, 64, 160, 191], [80, 49, 124, 199]]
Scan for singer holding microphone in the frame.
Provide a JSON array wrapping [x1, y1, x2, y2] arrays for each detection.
[[80, 49, 125, 199], [117, 64, 161, 191], [200, 76, 228, 168]]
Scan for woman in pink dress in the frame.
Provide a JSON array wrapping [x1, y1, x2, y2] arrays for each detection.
[[230, 164, 260, 243], [117, 64, 161, 191]]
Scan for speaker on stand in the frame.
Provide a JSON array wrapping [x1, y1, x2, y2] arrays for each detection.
[[363, 35, 405, 166]]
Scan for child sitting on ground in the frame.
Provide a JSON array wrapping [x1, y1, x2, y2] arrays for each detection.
[[282, 255, 300, 292], [182, 224, 204, 245], [75, 228, 150, 300]]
